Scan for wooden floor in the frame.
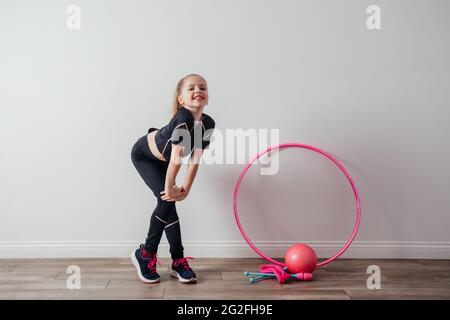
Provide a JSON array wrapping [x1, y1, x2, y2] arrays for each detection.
[[1, 258, 450, 299]]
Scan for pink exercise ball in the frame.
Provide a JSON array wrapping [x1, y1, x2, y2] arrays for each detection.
[[285, 243, 317, 274]]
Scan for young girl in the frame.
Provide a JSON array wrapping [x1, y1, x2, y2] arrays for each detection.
[[130, 74, 215, 284]]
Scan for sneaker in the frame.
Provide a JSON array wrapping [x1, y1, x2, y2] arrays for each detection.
[[131, 244, 162, 283], [170, 256, 197, 283]]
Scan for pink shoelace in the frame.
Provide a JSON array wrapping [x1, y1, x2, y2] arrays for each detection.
[[140, 247, 164, 271], [173, 256, 194, 270], [147, 255, 163, 271]]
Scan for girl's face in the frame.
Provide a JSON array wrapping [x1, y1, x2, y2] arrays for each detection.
[[178, 76, 209, 109]]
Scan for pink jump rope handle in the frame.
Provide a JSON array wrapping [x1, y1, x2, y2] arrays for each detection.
[[293, 272, 313, 281]]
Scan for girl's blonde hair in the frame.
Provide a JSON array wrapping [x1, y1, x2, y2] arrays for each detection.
[[171, 74, 207, 117]]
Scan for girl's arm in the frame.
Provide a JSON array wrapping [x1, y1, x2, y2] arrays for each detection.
[[162, 144, 184, 198], [182, 148, 203, 193], [161, 147, 204, 201]]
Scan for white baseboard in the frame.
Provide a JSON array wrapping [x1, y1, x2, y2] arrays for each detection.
[[1, 241, 450, 259]]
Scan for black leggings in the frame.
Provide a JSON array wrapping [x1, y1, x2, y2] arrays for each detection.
[[130, 133, 184, 259]]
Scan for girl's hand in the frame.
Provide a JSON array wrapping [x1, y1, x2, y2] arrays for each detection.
[[160, 185, 184, 202], [173, 186, 189, 202], [160, 186, 189, 202]]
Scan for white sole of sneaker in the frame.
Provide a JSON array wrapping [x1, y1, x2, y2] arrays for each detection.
[[170, 269, 197, 283], [130, 249, 160, 284]]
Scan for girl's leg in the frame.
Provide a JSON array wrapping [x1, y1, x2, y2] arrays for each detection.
[[145, 200, 184, 258], [131, 136, 168, 254], [164, 205, 184, 260], [131, 136, 184, 258], [131, 136, 168, 199]]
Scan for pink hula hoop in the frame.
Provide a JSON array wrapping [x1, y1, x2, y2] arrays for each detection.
[[233, 143, 361, 268]]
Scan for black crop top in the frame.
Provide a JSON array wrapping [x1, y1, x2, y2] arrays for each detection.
[[148, 106, 215, 161]]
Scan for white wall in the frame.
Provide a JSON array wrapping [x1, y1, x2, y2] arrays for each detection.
[[1, 0, 449, 259]]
